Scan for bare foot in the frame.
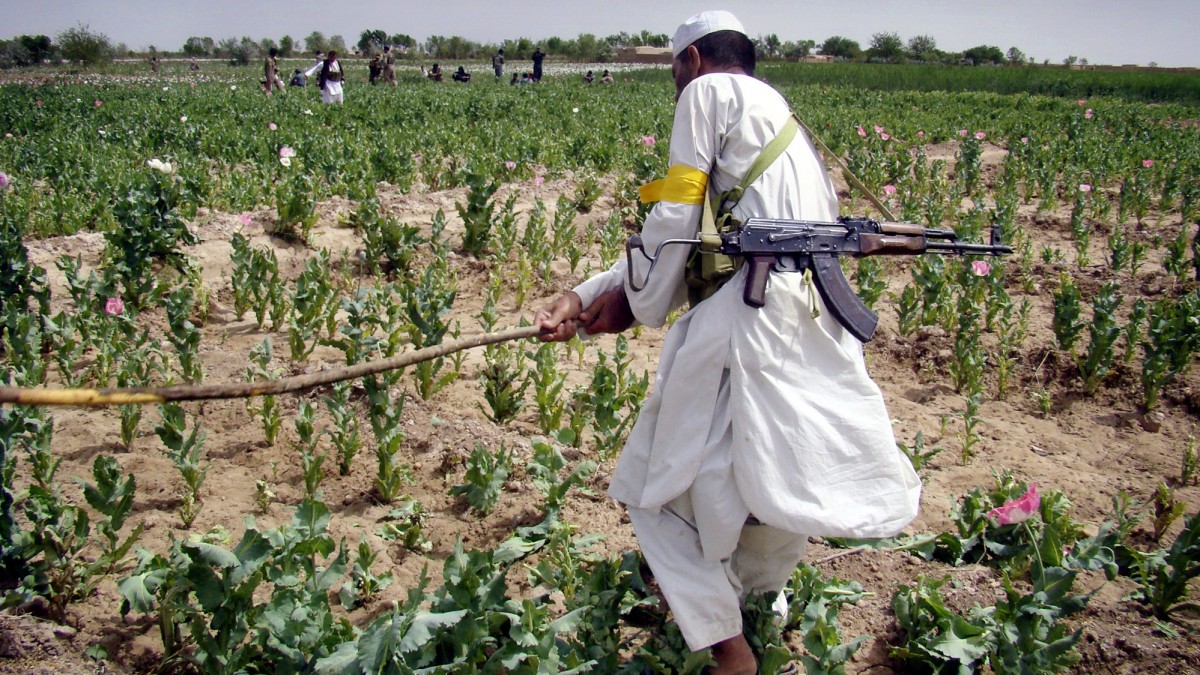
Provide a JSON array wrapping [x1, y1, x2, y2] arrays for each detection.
[[707, 634, 757, 674]]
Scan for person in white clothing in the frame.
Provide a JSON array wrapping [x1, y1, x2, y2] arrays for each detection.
[[535, 10, 920, 674], [306, 51, 344, 104]]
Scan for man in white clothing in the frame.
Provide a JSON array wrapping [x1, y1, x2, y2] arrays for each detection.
[[306, 51, 344, 104], [535, 10, 920, 674]]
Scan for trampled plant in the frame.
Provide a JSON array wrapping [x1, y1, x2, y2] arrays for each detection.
[[119, 499, 355, 674], [450, 443, 512, 516]]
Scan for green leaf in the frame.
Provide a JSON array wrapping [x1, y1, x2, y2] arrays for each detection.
[[929, 615, 992, 663]]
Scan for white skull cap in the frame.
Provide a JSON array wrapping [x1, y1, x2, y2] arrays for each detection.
[[671, 10, 746, 58]]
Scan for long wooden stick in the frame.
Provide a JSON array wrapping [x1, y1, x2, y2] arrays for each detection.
[[0, 325, 543, 407]]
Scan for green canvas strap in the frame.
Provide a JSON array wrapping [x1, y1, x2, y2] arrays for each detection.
[[688, 114, 801, 305]]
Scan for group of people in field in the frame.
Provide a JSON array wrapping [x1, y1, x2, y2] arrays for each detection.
[[256, 44, 595, 104]]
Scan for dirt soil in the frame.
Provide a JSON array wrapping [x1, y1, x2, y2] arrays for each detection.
[[3, 145, 1199, 673]]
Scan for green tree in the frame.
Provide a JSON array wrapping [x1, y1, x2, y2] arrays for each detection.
[[19, 35, 54, 64], [329, 35, 347, 52], [1006, 46, 1027, 65], [305, 31, 329, 54], [963, 44, 1005, 66], [755, 33, 783, 60], [576, 33, 601, 61], [389, 33, 416, 51], [908, 34, 938, 61], [820, 35, 860, 60], [56, 24, 112, 65], [358, 29, 387, 55], [182, 36, 212, 57], [279, 35, 294, 56], [782, 39, 815, 59], [868, 31, 905, 62]]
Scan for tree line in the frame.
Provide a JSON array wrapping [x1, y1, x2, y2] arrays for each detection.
[[1, 24, 1091, 70]]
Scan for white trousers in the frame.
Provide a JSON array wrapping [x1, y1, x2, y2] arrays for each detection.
[[629, 498, 807, 651]]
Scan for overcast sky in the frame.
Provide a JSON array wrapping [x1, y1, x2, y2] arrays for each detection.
[[5, 0, 1198, 67]]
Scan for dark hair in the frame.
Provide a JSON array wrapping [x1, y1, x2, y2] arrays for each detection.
[[682, 30, 755, 75], [269, 47, 278, 57]]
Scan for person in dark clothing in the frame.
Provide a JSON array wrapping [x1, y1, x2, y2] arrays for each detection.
[[452, 66, 471, 82], [532, 46, 545, 81]]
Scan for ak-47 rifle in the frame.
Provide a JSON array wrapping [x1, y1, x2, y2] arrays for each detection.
[[625, 216, 1012, 343]]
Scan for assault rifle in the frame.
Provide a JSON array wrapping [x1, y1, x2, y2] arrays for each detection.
[[625, 216, 1012, 343]]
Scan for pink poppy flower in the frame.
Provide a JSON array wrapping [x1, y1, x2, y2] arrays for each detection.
[[104, 297, 125, 316], [1079, 183, 1092, 193], [534, 175, 544, 187], [279, 145, 296, 158], [1084, 109, 1094, 119], [504, 160, 517, 170], [917, 131, 925, 138], [856, 126, 866, 138], [94, 100, 102, 106], [971, 260, 991, 276], [873, 125, 884, 134], [35, 100, 42, 106], [880, 132, 890, 141], [1077, 99, 1086, 106], [1021, 137, 1029, 143], [882, 184, 896, 196], [641, 135, 656, 146], [987, 483, 1040, 526], [958, 129, 969, 137], [975, 131, 986, 140], [0, 172, 9, 189], [238, 212, 253, 226], [268, 122, 277, 131], [1142, 159, 1154, 168]]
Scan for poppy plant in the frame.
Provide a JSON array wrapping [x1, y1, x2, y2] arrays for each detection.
[[987, 483, 1039, 525]]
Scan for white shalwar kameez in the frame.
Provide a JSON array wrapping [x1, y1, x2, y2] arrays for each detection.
[[571, 73, 921, 651], [305, 60, 344, 104]]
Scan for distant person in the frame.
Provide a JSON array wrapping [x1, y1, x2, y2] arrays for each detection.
[[289, 68, 306, 87], [520, 71, 534, 84], [452, 66, 471, 82], [369, 53, 382, 84], [382, 45, 397, 86], [510, 72, 519, 85], [149, 56, 159, 73], [189, 57, 200, 72], [531, 46, 545, 81], [493, 48, 505, 78], [307, 51, 344, 104], [600, 69, 614, 84], [582, 69, 595, 83], [428, 63, 444, 81], [264, 48, 285, 94]]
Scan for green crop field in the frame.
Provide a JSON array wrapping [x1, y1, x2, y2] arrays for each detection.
[[1, 61, 1199, 673]]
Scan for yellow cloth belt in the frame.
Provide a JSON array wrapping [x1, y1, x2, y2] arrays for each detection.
[[638, 165, 709, 205]]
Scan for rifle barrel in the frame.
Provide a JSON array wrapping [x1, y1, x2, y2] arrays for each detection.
[[925, 240, 1013, 255]]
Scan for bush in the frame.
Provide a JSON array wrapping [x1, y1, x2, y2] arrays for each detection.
[[56, 24, 112, 65]]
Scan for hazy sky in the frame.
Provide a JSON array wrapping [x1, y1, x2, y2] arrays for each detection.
[[5, 0, 1198, 67]]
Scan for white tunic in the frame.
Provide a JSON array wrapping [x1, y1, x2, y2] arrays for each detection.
[[573, 74, 920, 547]]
